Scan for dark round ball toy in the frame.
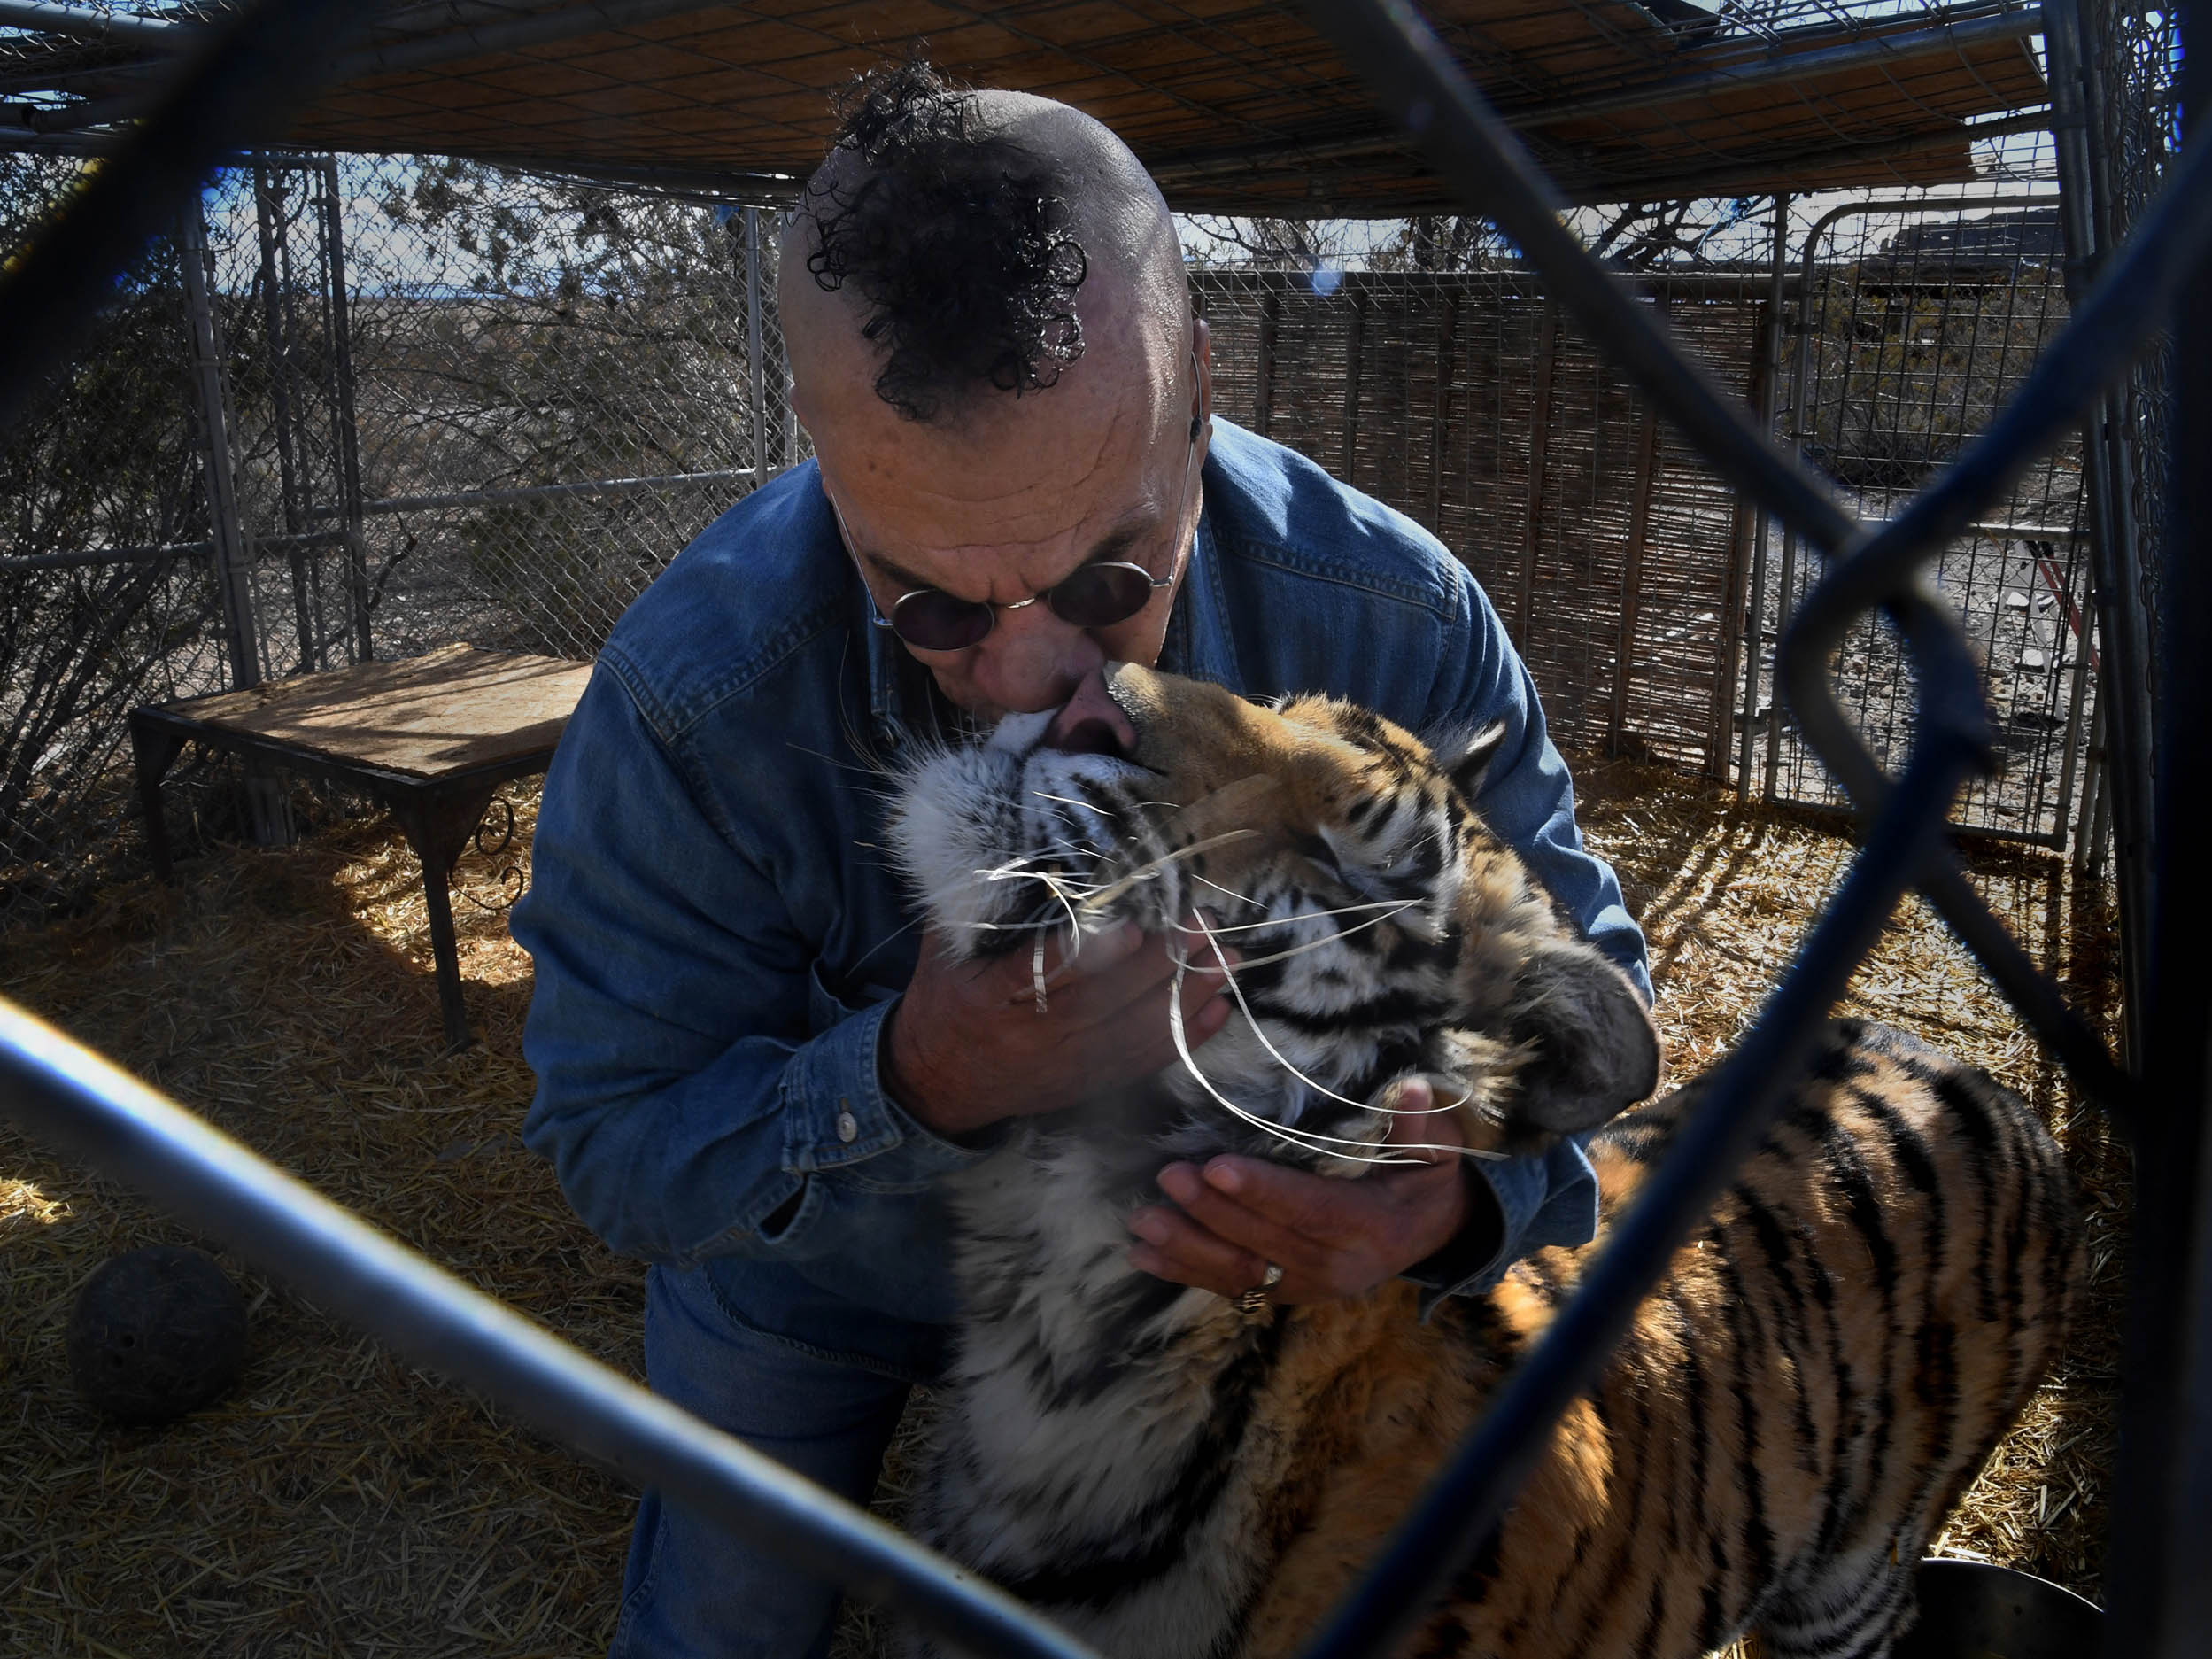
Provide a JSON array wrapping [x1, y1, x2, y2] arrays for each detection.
[[66, 1244, 248, 1425]]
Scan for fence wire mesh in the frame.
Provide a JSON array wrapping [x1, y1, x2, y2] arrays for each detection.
[[0, 0, 2197, 1652], [0, 146, 2139, 917], [0, 152, 805, 919], [0, 156, 230, 916], [1754, 175, 2098, 849]]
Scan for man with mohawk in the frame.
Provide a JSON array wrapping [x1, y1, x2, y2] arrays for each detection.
[[514, 63, 1647, 1657]]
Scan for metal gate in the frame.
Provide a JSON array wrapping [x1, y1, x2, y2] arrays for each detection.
[[1740, 195, 2098, 850]]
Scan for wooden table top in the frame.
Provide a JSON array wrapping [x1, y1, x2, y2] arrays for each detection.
[[146, 644, 595, 780]]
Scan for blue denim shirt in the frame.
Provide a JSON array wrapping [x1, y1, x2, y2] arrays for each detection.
[[513, 420, 1651, 1338]]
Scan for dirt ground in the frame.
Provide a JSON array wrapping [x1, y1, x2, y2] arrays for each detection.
[[0, 760, 2124, 1656]]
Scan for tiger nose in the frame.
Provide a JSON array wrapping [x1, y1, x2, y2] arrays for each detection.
[[1043, 665, 1139, 758]]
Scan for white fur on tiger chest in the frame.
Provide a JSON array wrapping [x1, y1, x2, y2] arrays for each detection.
[[910, 1123, 1281, 1659]]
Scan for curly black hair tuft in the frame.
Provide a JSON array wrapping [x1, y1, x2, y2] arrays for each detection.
[[804, 59, 1088, 423]]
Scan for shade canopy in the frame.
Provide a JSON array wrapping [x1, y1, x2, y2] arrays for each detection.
[[2, 0, 2051, 209]]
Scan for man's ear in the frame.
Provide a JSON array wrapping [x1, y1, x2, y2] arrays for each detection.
[[1504, 940, 1661, 1135], [1433, 722, 1509, 803]]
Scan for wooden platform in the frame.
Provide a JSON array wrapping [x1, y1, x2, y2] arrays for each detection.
[[166, 643, 593, 779], [129, 645, 594, 1050]]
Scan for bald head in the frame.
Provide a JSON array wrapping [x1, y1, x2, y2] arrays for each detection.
[[779, 70, 1189, 435], [778, 66, 1212, 722]]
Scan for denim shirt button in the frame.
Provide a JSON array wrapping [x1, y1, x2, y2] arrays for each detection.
[[836, 1106, 859, 1144]]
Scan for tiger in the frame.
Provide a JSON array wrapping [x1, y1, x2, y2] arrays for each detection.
[[885, 662, 2079, 1659]]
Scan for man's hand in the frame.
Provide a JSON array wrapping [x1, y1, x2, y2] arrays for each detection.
[[885, 918, 1238, 1139], [1125, 1080, 1495, 1305]]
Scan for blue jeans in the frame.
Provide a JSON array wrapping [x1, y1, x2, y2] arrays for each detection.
[[610, 1261, 950, 1659]]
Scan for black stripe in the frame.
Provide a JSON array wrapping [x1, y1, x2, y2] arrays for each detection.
[[994, 1315, 1288, 1609], [1712, 1240, 1778, 1609], [1812, 1107, 1900, 1547], [1634, 1578, 1669, 1659]]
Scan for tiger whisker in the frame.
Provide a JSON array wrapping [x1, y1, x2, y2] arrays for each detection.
[[1030, 791, 1118, 816], [1065, 829, 1258, 912], [1165, 895, 1417, 940], [1172, 902, 1425, 972], [1165, 960, 1427, 1167], [1189, 913, 1497, 1151], [1189, 873, 1272, 911], [1169, 924, 1501, 1166]]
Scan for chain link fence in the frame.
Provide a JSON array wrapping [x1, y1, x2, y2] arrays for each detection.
[[0, 119, 2167, 922], [1751, 184, 2096, 849], [1, 152, 802, 919]]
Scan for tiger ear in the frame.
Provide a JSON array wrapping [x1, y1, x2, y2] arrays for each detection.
[[1504, 939, 1661, 1134], [1433, 722, 1509, 802]]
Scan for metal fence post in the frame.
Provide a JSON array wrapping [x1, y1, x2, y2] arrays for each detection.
[[251, 159, 317, 673], [317, 155, 371, 664], [1736, 191, 1789, 797], [746, 205, 769, 482], [2048, 0, 2154, 1058], [179, 203, 260, 694], [181, 197, 291, 848]]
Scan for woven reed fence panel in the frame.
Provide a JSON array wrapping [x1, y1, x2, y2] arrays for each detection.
[[1195, 270, 1761, 775]]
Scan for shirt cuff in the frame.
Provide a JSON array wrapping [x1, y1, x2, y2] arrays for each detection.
[[778, 996, 1002, 1191], [1402, 1136, 1601, 1320]]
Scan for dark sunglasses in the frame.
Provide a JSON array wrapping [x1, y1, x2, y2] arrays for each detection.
[[868, 559, 1172, 652], [831, 403, 1201, 654]]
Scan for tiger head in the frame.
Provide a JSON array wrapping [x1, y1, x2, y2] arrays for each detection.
[[889, 663, 1659, 1163]]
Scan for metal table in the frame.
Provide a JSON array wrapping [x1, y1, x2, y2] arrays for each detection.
[[128, 644, 594, 1050]]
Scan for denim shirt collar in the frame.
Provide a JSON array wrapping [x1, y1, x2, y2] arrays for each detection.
[[855, 457, 1245, 742]]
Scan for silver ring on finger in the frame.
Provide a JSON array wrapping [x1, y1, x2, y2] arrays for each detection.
[[1234, 1261, 1284, 1321]]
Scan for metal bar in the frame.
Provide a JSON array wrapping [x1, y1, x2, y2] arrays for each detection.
[[178, 205, 260, 694], [2046, 532, 2097, 845], [746, 206, 769, 486], [2102, 9, 2212, 1640], [250, 160, 317, 673], [0, 0, 189, 45], [306, 469, 760, 520], [0, 528, 351, 575], [317, 155, 372, 663], [0, 998, 1102, 1659], [1738, 193, 1790, 797], [1752, 795, 2080, 852], [2047, 0, 2154, 1058], [0, 541, 214, 574], [0, 60, 166, 99]]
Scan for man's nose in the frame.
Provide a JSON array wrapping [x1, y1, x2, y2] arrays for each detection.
[[1043, 665, 1139, 757], [969, 599, 1104, 717]]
